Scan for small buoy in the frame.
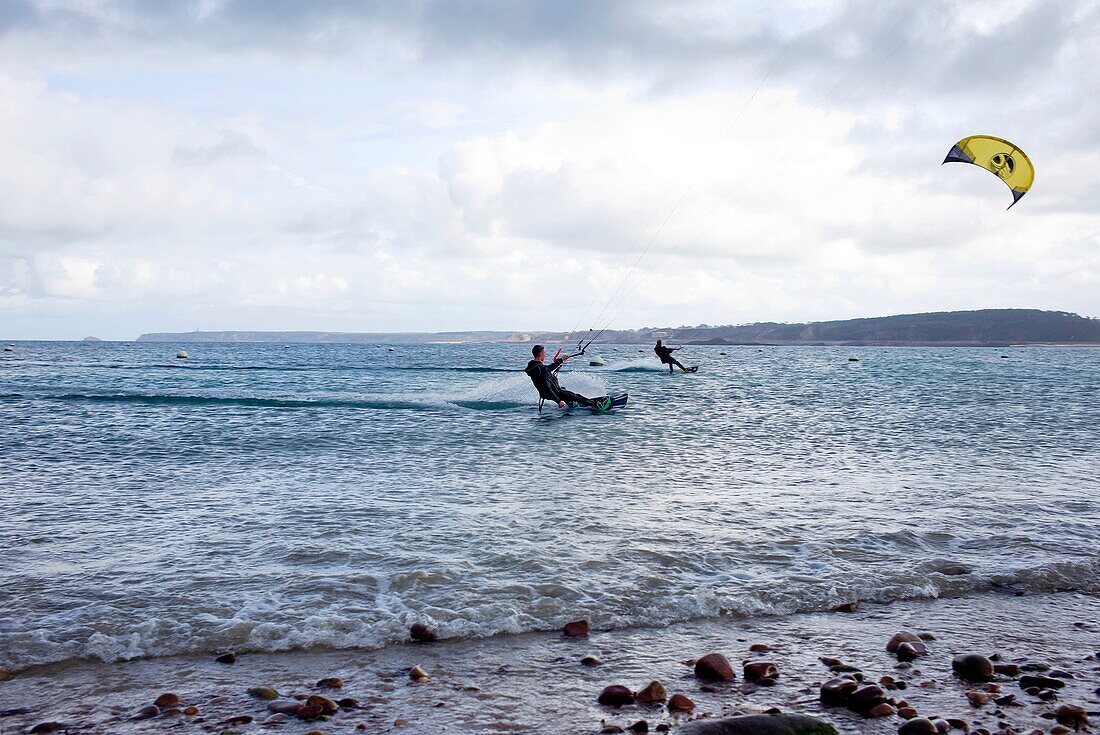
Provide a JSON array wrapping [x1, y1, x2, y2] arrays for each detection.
[[176, 351, 189, 359], [3, 347, 12, 352], [848, 357, 859, 362], [283, 344, 290, 349], [387, 348, 396, 352], [1000, 355, 1008, 358], [589, 357, 605, 366], [719, 351, 727, 355]]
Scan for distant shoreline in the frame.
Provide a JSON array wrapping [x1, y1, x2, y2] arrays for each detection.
[[131, 309, 1100, 347]]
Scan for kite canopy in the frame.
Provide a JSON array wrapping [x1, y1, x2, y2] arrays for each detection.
[[943, 135, 1033, 209]]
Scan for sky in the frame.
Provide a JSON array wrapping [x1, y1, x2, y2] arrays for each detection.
[[1, 0, 1098, 340]]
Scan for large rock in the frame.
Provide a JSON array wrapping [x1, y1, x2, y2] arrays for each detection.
[[598, 685, 636, 707], [409, 622, 437, 642], [820, 676, 859, 706], [744, 662, 779, 683], [1019, 674, 1066, 690], [952, 654, 994, 682], [896, 641, 928, 661], [694, 653, 735, 682], [667, 693, 695, 712], [847, 685, 886, 715], [680, 713, 838, 735], [1053, 704, 1088, 728], [887, 632, 922, 652], [564, 620, 590, 637], [153, 693, 180, 708], [248, 687, 280, 700], [636, 681, 667, 704], [899, 718, 939, 735]]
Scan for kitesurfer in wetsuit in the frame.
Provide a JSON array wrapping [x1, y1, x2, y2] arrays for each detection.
[[525, 344, 597, 408], [654, 339, 688, 374]]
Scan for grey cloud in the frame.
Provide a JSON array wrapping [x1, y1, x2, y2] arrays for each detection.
[[173, 130, 263, 165]]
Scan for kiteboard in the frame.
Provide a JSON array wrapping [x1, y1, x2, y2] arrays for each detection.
[[682, 366, 699, 373], [574, 392, 628, 412]]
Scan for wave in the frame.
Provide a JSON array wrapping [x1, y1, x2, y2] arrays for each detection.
[[57, 363, 520, 373], [31, 392, 528, 411], [603, 358, 669, 372], [3, 556, 1096, 673]]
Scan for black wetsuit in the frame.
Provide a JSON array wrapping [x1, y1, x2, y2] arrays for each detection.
[[654, 344, 687, 374], [525, 358, 595, 408]]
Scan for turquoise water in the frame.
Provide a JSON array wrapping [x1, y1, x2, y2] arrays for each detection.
[[1, 341, 1098, 672]]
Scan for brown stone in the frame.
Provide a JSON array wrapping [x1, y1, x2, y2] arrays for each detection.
[[945, 718, 968, 730], [247, 687, 280, 700], [1019, 674, 1065, 689], [214, 652, 237, 664], [897, 641, 929, 661], [409, 665, 429, 681], [668, 693, 695, 712], [306, 695, 339, 715], [183, 706, 199, 716], [899, 718, 939, 735], [967, 691, 992, 706], [743, 661, 779, 682], [564, 620, 590, 637], [222, 715, 253, 725], [887, 632, 922, 652], [694, 652, 735, 682], [848, 684, 886, 715], [410, 622, 437, 642], [267, 701, 302, 715], [296, 703, 323, 721], [29, 724, 63, 734], [898, 707, 919, 719], [1054, 704, 1088, 728], [628, 721, 649, 733], [581, 656, 602, 666], [316, 677, 343, 689], [636, 681, 667, 704], [952, 654, 994, 682], [131, 705, 160, 720], [993, 663, 1020, 677], [832, 602, 859, 613], [338, 697, 360, 709], [820, 676, 859, 706], [867, 703, 897, 717], [153, 693, 179, 708], [598, 684, 636, 707], [748, 643, 770, 652]]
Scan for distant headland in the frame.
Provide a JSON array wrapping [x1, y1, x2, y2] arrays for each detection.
[[136, 309, 1100, 347]]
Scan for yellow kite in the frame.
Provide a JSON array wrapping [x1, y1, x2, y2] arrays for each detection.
[[943, 135, 1034, 209]]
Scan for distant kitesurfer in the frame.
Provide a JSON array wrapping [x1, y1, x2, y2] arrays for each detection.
[[525, 345, 597, 409], [654, 339, 689, 374]]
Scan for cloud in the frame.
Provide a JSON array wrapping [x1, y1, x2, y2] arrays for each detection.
[[1, 0, 1099, 339], [173, 129, 263, 164]]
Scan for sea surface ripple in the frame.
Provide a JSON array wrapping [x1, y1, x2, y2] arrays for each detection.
[[1, 341, 1098, 671]]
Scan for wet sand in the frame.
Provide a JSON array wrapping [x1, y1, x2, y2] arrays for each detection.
[[2, 591, 1097, 734]]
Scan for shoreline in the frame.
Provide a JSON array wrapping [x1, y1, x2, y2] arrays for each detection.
[[3, 591, 1097, 734]]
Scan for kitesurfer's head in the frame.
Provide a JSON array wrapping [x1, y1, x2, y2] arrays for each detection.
[[655, 339, 662, 347], [532, 344, 545, 361]]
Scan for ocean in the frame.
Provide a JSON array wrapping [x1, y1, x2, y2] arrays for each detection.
[[2, 341, 1098, 676]]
